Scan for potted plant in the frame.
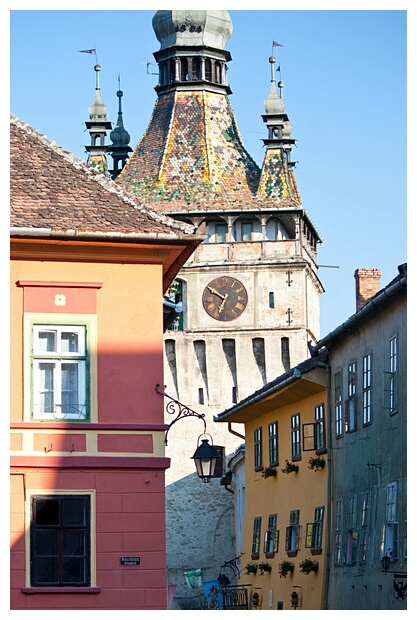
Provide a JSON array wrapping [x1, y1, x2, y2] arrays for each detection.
[[308, 456, 325, 471], [278, 560, 294, 578], [258, 562, 272, 574], [261, 466, 277, 479], [281, 459, 299, 474], [299, 558, 319, 574], [245, 562, 258, 575]]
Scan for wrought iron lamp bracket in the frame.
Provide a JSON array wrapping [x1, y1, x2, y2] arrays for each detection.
[[155, 384, 207, 445]]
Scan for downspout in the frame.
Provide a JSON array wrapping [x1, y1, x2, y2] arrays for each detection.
[[323, 361, 332, 609], [315, 359, 332, 609], [227, 422, 245, 440]]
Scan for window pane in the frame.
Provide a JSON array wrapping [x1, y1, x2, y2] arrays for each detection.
[[38, 330, 56, 352], [34, 497, 60, 526], [61, 331, 79, 353], [33, 530, 58, 555], [63, 497, 88, 526], [63, 530, 86, 555], [62, 557, 85, 583], [35, 557, 59, 584], [61, 363, 79, 413], [38, 363, 55, 413], [242, 222, 252, 241]]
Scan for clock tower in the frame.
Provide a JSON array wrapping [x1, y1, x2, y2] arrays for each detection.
[[116, 10, 323, 608]]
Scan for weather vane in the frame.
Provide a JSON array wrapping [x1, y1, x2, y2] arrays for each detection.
[[79, 47, 98, 64]]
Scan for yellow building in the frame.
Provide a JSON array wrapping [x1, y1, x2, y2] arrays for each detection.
[[215, 352, 329, 610]]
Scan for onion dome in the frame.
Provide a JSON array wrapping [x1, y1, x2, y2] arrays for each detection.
[[110, 90, 130, 146], [152, 10, 233, 50]]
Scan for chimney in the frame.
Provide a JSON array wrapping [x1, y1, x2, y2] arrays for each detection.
[[354, 268, 381, 312]]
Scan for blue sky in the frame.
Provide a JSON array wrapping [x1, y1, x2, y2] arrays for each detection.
[[8, 4, 410, 338]]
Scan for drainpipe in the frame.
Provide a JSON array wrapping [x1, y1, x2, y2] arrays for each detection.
[[315, 359, 332, 610]]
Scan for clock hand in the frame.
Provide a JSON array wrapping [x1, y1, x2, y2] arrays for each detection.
[[217, 294, 228, 314], [208, 286, 226, 300]]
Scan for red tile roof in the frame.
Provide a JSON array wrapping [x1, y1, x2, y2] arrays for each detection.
[[10, 114, 197, 240]]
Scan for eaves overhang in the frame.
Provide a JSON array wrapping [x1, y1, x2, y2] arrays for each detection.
[[310, 265, 407, 355], [10, 228, 205, 293], [214, 363, 327, 424]]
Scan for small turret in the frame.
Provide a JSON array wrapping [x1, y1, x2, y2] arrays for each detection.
[[261, 56, 295, 165], [108, 80, 132, 180], [85, 64, 111, 175]]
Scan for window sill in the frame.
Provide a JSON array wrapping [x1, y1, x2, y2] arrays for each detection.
[[311, 548, 323, 556], [22, 587, 101, 595], [286, 551, 298, 558], [251, 554, 260, 561]]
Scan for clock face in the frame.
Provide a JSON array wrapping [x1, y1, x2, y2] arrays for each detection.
[[202, 276, 248, 321]]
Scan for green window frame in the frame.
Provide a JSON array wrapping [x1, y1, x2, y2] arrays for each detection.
[[268, 421, 278, 466], [305, 506, 324, 550], [31, 322, 90, 422], [254, 427, 262, 470], [264, 513, 279, 557], [252, 516, 262, 559]]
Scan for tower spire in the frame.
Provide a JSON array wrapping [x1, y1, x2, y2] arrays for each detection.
[[84, 63, 111, 175], [257, 55, 300, 202], [108, 76, 132, 180]]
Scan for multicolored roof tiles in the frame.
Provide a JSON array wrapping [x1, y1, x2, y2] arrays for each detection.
[[117, 90, 301, 213]]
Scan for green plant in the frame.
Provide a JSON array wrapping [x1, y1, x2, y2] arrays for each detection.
[[299, 558, 319, 574], [261, 466, 277, 479], [281, 459, 299, 474], [245, 562, 258, 575], [308, 456, 325, 471], [278, 560, 295, 578], [258, 562, 272, 574]]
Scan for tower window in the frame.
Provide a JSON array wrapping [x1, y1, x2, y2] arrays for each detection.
[[269, 292, 275, 308]]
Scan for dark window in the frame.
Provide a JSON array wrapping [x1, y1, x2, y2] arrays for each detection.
[[254, 427, 262, 470], [363, 353, 372, 425], [269, 292, 275, 308], [334, 370, 343, 437], [285, 510, 300, 554], [198, 388, 204, 405], [252, 516, 262, 558], [345, 361, 357, 432], [30, 495, 90, 586], [268, 421, 278, 465], [291, 414, 300, 458]]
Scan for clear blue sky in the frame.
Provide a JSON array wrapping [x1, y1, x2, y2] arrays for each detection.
[[8, 5, 409, 338]]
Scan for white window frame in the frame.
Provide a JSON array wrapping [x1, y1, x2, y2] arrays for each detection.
[[362, 353, 372, 425], [381, 482, 399, 560], [334, 371, 343, 437], [334, 499, 343, 565], [32, 323, 88, 421]]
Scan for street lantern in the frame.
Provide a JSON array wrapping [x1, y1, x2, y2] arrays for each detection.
[[192, 435, 220, 482]]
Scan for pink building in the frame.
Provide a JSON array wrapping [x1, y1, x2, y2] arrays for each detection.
[[10, 115, 202, 610]]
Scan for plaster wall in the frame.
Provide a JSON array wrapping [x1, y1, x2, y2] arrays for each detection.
[[326, 296, 407, 610], [240, 388, 327, 610]]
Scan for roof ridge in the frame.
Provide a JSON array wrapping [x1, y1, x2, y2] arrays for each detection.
[[10, 114, 197, 237]]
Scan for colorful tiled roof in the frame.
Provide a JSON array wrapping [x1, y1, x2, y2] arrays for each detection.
[[117, 90, 301, 213], [10, 114, 197, 239]]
